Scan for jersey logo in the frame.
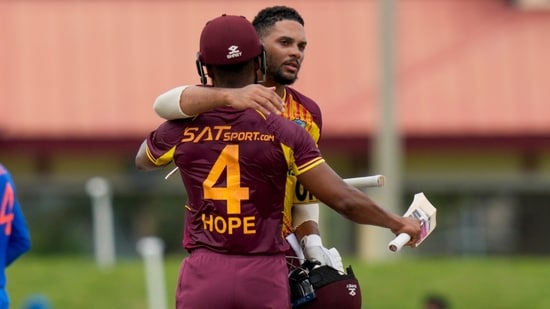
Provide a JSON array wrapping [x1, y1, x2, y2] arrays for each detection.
[[346, 283, 358, 296], [226, 45, 243, 60], [292, 119, 306, 129]]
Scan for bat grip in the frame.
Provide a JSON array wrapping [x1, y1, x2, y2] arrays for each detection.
[[388, 233, 411, 252]]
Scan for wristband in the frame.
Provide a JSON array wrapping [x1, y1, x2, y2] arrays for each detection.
[[153, 85, 191, 120], [292, 203, 319, 229]]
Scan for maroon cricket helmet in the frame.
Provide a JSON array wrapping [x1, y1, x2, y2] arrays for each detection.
[[198, 14, 263, 66], [298, 265, 362, 309]]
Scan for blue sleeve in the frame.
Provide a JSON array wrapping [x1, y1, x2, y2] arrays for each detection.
[[6, 200, 31, 266], [0, 165, 32, 266]]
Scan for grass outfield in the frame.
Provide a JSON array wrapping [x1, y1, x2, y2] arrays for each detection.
[[7, 254, 550, 309]]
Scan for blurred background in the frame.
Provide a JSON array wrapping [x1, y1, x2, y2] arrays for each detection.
[[1, 0, 550, 307]]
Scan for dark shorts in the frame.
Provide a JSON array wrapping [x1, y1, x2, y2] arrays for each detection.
[[176, 249, 290, 309]]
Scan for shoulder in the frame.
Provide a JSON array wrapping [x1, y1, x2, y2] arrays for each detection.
[[286, 87, 322, 114], [156, 119, 190, 132], [267, 114, 311, 144], [285, 87, 323, 129], [151, 119, 191, 142]]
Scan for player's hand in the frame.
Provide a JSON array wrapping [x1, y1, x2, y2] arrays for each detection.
[[225, 85, 284, 115], [325, 247, 345, 273], [392, 216, 422, 247], [301, 235, 345, 272]]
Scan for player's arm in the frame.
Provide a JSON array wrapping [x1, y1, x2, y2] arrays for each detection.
[[135, 140, 167, 171], [297, 163, 422, 247], [293, 214, 320, 239], [153, 85, 285, 120]]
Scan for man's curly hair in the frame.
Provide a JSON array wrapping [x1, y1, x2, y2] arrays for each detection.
[[252, 6, 305, 38]]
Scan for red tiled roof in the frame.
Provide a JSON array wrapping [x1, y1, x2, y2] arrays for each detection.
[[397, 0, 550, 136], [1, 0, 549, 140]]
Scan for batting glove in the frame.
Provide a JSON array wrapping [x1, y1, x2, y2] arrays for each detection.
[[301, 234, 345, 272]]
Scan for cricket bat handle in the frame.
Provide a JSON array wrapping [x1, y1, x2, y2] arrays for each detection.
[[343, 175, 385, 188], [388, 233, 411, 252]]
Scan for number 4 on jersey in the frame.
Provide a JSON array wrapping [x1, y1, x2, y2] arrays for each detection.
[[202, 145, 250, 215], [0, 183, 15, 235]]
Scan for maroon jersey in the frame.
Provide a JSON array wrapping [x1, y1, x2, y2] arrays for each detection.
[[280, 87, 323, 236], [145, 106, 325, 255]]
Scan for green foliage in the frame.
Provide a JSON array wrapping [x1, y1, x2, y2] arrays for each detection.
[[7, 255, 550, 309]]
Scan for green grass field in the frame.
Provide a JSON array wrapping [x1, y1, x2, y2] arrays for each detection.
[[7, 254, 550, 309]]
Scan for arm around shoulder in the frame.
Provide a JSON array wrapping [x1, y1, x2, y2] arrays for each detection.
[[154, 84, 284, 120], [154, 85, 237, 120]]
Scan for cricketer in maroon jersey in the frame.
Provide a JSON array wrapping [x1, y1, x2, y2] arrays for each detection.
[[139, 14, 308, 308], [144, 105, 325, 255]]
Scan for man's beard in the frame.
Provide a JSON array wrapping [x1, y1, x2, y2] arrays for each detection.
[[272, 67, 298, 85]]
